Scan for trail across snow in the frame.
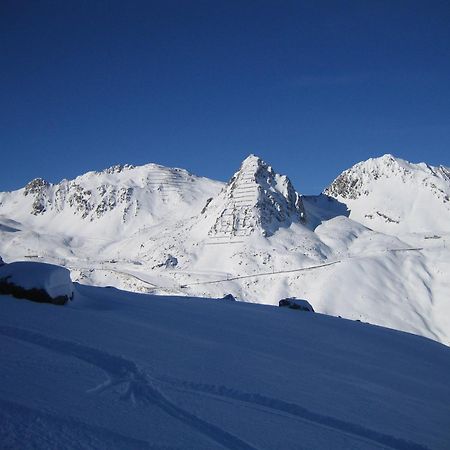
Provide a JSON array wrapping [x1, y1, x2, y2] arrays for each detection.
[[0, 326, 258, 450], [0, 325, 430, 450]]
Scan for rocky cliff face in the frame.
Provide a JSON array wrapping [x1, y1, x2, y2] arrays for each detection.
[[19, 164, 142, 220], [23, 176, 137, 220], [203, 155, 306, 237]]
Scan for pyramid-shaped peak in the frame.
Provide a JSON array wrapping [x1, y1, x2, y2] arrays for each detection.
[[242, 153, 260, 162], [233, 154, 282, 189], [240, 153, 264, 166], [237, 154, 270, 176], [204, 155, 306, 238]]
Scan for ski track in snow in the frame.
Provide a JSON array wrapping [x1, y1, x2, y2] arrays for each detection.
[[0, 326, 258, 450], [158, 377, 430, 450], [0, 325, 430, 450]]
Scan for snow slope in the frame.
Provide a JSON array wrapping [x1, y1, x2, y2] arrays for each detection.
[[1, 283, 449, 449]]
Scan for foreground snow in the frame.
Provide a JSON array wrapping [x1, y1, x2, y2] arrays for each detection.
[[1, 284, 449, 449]]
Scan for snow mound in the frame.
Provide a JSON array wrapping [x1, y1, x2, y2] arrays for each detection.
[[0, 261, 73, 305]]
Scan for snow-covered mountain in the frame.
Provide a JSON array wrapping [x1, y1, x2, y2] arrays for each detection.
[[324, 154, 450, 234], [1, 153, 449, 346], [0, 162, 222, 237]]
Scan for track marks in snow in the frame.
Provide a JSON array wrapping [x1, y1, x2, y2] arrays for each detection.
[[0, 326, 430, 450], [159, 377, 430, 450], [0, 326, 258, 450]]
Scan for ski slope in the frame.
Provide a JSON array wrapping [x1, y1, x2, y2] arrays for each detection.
[[1, 283, 449, 449]]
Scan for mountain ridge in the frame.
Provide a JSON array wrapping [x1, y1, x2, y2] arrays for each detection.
[[0, 161, 223, 237], [1, 153, 449, 345]]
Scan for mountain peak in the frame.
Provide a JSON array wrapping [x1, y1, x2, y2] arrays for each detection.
[[325, 154, 450, 200], [240, 153, 262, 166], [235, 154, 268, 180], [324, 154, 450, 233], [379, 153, 396, 161], [204, 155, 306, 238], [324, 154, 410, 200]]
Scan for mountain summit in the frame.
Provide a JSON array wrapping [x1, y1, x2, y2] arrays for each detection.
[[202, 154, 305, 238], [324, 154, 450, 233]]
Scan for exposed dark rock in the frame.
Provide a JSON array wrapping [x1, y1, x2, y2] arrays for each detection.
[[279, 298, 314, 312], [0, 276, 70, 305]]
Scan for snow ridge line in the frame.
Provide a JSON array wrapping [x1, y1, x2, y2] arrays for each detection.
[[0, 326, 258, 450], [158, 377, 430, 450]]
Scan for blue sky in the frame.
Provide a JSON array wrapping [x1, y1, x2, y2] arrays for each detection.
[[1, 1, 449, 194]]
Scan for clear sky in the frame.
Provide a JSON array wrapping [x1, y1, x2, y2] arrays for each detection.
[[1, 1, 449, 194]]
